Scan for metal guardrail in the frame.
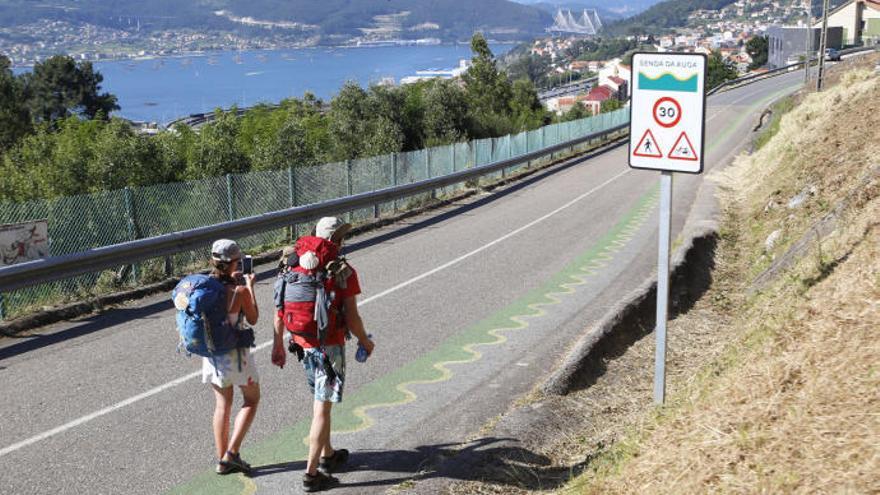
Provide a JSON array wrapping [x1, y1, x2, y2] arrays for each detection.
[[0, 123, 628, 293]]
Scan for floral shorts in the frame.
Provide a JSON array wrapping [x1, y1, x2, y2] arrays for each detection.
[[202, 349, 259, 389], [302, 345, 345, 403]]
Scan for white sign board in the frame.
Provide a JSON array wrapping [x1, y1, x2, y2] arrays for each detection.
[[628, 52, 707, 174], [0, 220, 49, 267]]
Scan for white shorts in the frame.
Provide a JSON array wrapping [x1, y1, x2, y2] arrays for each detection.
[[202, 348, 260, 389]]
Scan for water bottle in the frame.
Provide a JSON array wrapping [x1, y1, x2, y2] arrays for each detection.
[[355, 334, 372, 363]]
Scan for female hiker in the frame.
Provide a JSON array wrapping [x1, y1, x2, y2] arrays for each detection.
[[203, 239, 261, 475]]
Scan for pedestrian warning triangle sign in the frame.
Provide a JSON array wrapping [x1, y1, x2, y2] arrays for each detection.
[[668, 132, 699, 161], [633, 129, 663, 158]]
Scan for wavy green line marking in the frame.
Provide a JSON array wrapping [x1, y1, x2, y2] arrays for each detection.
[[169, 186, 659, 495]]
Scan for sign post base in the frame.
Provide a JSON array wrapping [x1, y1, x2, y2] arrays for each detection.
[[654, 171, 673, 405]]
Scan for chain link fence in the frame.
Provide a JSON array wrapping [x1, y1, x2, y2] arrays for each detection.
[[0, 109, 629, 319]]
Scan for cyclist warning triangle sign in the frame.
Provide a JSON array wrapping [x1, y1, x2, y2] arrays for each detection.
[[633, 129, 663, 158], [668, 132, 698, 161]]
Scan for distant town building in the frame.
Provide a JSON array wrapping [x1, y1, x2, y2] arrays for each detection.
[[811, 0, 880, 46], [767, 25, 843, 68], [605, 76, 628, 99], [598, 60, 631, 97], [545, 83, 618, 115], [581, 85, 615, 114]]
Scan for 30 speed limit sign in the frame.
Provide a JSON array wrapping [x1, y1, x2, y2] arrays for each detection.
[[653, 97, 681, 128]]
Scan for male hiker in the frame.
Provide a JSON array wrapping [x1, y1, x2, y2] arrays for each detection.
[[272, 216, 375, 492]]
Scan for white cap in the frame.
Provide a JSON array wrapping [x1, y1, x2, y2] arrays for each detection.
[[315, 217, 352, 244]]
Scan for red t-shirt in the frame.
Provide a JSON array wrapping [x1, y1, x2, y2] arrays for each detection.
[[279, 267, 361, 349]]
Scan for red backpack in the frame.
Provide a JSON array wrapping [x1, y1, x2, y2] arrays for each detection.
[[278, 236, 340, 346]]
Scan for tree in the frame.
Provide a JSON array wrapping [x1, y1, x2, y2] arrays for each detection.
[[600, 98, 623, 114], [22, 55, 119, 124], [746, 35, 769, 70], [508, 79, 547, 131], [328, 82, 404, 161], [0, 116, 175, 202], [0, 55, 31, 151], [422, 79, 469, 145], [185, 109, 249, 179], [462, 33, 514, 120], [89, 119, 167, 190], [558, 102, 592, 122], [505, 54, 551, 87], [706, 51, 738, 90]]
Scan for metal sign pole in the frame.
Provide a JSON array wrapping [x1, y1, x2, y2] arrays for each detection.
[[654, 170, 673, 404]]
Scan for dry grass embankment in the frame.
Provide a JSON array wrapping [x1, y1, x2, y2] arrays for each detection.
[[563, 63, 880, 493]]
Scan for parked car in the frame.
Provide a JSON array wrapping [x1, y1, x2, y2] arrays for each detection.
[[824, 48, 841, 62]]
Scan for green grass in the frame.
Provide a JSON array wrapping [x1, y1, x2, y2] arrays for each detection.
[[754, 96, 796, 151]]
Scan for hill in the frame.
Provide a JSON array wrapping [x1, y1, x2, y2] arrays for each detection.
[[605, 0, 738, 34], [0, 0, 553, 42]]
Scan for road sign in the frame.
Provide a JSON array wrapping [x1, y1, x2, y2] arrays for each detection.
[[628, 52, 707, 174], [626, 52, 707, 405]]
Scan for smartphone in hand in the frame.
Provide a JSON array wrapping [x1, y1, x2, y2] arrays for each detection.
[[241, 255, 253, 274]]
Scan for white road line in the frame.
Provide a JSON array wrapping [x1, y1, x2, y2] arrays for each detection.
[[0, 371, 201, 457], [1, 76, 799, 458], [0, 167, 633, 458]]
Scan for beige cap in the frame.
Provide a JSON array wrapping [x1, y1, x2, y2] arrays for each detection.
[[211, 239, 241, 262]]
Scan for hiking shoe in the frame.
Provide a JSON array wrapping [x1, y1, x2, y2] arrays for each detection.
[[319, 448, 349, 474], [215, 460, 236, 475], [302, 471, 338, 492], [223, 451, 253, 475]]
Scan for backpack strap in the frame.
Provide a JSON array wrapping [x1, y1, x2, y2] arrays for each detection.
[[226, 284, 239, 313]]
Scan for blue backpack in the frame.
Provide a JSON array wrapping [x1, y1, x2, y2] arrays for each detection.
[[172, 274, 241, 357]]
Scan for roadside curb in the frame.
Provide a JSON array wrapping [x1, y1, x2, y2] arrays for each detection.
[[0, 133, 628, 337]]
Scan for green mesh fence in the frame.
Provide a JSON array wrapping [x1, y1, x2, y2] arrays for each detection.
[[0, 110, 629, 318]]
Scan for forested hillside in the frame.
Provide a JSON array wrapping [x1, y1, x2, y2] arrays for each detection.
[[605, 0, 738, 34], [0, 0, 552, 41]]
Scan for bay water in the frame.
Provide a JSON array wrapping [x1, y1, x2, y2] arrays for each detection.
[[84, 44, 513, 125]]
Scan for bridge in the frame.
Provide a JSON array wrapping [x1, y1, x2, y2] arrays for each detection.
[[548, 8, 603, 35], [0, 66, 815, 494]]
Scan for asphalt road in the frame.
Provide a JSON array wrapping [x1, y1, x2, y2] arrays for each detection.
[[0, 71, 803, 495]]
